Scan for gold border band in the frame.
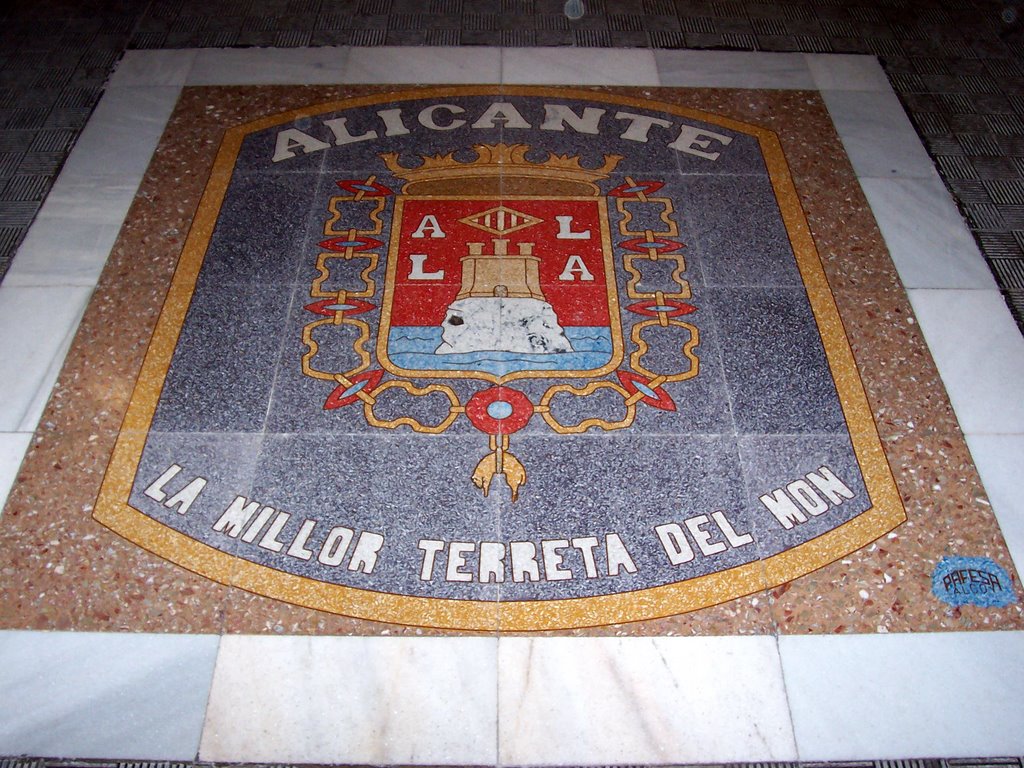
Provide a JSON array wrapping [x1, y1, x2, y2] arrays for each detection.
[[94, 85, 906, 631]]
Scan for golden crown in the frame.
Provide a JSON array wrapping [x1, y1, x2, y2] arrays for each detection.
[[380, 143, 622, 196]]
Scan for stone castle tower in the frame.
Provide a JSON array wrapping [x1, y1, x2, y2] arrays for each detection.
[[435, 238, 574, 356], [457, 239, 545, 301]]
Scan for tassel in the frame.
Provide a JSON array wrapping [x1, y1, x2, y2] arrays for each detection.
[[471, 436, 527, 501]]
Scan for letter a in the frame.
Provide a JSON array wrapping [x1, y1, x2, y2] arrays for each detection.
[[272, 128, 330, 163], [558, 254, 595, 281], [411, 214, 446, 239]]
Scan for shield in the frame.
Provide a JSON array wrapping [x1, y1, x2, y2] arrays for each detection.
[[379, 195, 622, 381]]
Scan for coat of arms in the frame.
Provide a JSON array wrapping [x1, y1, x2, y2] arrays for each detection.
[[94, 88, 910, 631], [302, 143, 700, 500]]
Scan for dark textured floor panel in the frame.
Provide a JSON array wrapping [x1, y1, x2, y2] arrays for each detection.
[[0, 14, 1016, 768], [2, 0, 1023, 326], [0, 758, 1021, 768]]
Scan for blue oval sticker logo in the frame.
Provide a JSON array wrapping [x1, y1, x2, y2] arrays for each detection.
[[932, 556, 1018, 607]]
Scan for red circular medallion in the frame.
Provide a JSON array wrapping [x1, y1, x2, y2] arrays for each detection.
[[466, 387, 533, 434]]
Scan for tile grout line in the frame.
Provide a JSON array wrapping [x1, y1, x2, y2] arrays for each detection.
[[191, 632, 224, 764], [773, 632, 804, 762], [486, 48, 506, 768], [494, 634, 502, 767]]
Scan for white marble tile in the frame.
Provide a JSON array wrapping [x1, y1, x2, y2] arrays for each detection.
[[860, 177, 997, 289], [0, 631, 219, 759], [200, 636, 498, 764], [805, 53, 892, 92], [821, 89, 937, 178], [908, 288, 1024, 434], [188, 46, 352, 85], [0, 286, 93, 432], [0, 432, 31, 516], [5, 218, 121, 288], [781, 632, 1024, 759], [502, 47, 659, 85], [31, 173, 138, 223], [498, 637, 796, 764], [58, 86, 181, 182], [339, 46, 501, 84], [965, 434, 1024, 572], [5, 176, 137, 287], [107, 49, 196, 88], [656, 50, 814, 89]]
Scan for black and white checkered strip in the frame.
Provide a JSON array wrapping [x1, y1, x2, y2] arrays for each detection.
[[0, 759, 1020, 768], [2, 0, 1024, 328]]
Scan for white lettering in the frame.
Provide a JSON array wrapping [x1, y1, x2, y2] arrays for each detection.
[[285, 519, 317, 560], [319, 526, 355, 566], [479, 541, 506, 583], [684, 514, 728, 557], [711, 510, 755, 548], [605, 533, 638, 575], [270, 102, 737, 164], [541, 104, 605, 134], [143, 464, 181, 503], [511, 541, 541, 582], [571, 536, 600, 578], [472, 102, 531, 130], [272, 128, 330, 162], [787, 479, 830, 516], [558, 254, 595, 281], [376, 108, 410, 136], [163, 477, 206, 515], [555, 215, 591, 239], [241, 506, 276, 543], [322, 116, 377, 146], [258, 510, 290, 552], [348, 531, 384, 573], [760, 489, 807, 530], [807, 466, 855, 505], [446, 541, 475, 582], [655, 522, 696, 565], [410, 214, 446, 239], [541, 539, 572, 581], [144, 464, 205, 515], [419, 104, 466, 131], [615, 111, 673, 143], [409, 253, 445, 280], [418, 539, 445, 580], [213, 496, 261, 537], [668, 124, 733, 160], [761, 468, 856, 529]]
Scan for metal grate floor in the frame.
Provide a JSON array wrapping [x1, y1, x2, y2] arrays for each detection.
[[2, 757, 1024, 768], [3, 0, 1024, 330]]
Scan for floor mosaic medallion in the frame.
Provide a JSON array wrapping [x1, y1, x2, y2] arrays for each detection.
[[1, 85, 1020, 634]]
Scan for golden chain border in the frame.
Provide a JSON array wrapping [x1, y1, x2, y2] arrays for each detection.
[[304, 176, 698, 435]]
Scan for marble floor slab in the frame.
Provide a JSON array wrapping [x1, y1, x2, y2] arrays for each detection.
[[0, 632, 219, 760], [200, 636, 499, 764], [0, 48, 1022, 763], [780, 631, 1024, 759], [497, 637, 797, 764]]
